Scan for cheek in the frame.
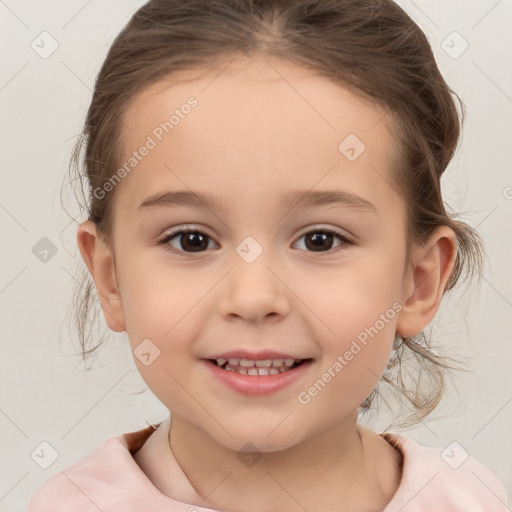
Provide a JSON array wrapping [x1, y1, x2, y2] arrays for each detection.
[[118, 268, 209, 401], [299, 318, 397, 417], [123, 272, 203, 409], [300, 254, 403, 338], [296, 255, 402, 399], [120, 264, 204, 338]]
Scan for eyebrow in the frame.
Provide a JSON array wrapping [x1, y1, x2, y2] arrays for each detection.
[[138, 189, 378, 215]]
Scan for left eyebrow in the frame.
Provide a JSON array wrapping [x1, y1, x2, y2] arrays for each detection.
[[282, 189, 378, 215], [137, 189, 378, 216]]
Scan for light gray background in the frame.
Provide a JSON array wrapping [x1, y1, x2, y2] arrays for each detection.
[[1, 1, 511, 510]]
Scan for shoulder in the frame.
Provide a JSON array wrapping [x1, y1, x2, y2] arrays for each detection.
[[27, 423, 161, 511], [381, 432, 509, 512]]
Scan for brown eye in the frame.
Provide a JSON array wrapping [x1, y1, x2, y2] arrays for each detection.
[[158, 226, 351, 257], [294, 229, 351, 253], [307, 232, 335, 251], [160, 229, 216, 253], [177, 232, 209, 252]]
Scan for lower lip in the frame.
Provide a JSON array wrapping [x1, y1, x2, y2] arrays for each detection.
[[204, 359, 312, 396]]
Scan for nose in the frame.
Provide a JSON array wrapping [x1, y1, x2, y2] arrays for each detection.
[[218, 247, 290, 324]]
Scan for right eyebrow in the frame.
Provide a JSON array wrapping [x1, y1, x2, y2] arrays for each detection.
[[138, 190, 230, 214]]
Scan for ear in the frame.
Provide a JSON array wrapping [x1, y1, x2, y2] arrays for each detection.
[[76, 221, 126, 333], [396, 226, 457, 338]]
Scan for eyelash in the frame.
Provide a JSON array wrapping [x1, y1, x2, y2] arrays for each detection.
[[157, 225, 352, 257]]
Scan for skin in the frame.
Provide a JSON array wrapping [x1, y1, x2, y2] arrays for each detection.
[[77, 55, 457, 511]]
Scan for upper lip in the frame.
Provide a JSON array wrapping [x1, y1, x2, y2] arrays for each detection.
[[206, 350, 310, 360]]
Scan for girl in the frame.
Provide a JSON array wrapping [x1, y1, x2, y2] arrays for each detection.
[[29, 0, 508, 510]]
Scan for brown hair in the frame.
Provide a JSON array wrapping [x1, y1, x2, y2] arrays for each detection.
[[64, 0, 484, 428]]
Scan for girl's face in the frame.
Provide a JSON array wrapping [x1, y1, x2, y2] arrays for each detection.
[[105, 56, 413, 450]]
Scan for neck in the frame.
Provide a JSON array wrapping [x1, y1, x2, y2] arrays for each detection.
[[165, 411, 390, 512]]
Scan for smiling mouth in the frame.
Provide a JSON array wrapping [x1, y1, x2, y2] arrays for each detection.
[[209, 357, 310, 375]]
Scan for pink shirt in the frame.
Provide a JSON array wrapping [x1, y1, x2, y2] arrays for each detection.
[[29, 423, 509, 511]]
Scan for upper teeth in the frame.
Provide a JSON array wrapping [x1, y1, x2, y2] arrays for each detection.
[[219, 358, 296, 367], [213, 357, 300, 375]]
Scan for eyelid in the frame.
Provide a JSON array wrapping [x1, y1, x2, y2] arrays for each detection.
[[295, 224, 353, 242], [157, 224, 354, 256], [160, 224, 212, 238], [158, 224, 218, 246], [292, 226, 353, 256], [157, 225, 218, 258]]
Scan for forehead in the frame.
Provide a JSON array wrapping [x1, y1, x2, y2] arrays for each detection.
[[115, 55, 401, 216]]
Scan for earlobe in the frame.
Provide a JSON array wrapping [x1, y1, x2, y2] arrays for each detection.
[[76, 221, 127, 333], [396, 226, 457, 338]]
